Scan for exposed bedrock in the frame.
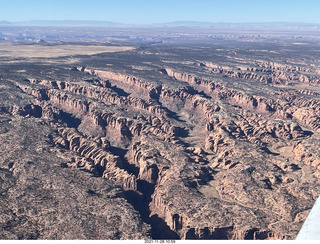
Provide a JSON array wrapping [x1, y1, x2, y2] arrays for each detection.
[[158, 68, 320, 132], [200, 62, 320, 85], [2, 60, 319, 240]]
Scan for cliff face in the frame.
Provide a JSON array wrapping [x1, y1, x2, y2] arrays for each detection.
[[199, 62, 320, 85], [0, 107, 151, 240], [78, 64, 319, 239], [1, 40, 320, 240]]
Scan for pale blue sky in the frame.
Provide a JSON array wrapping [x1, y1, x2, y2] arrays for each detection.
[[1, 0, 320, 24]]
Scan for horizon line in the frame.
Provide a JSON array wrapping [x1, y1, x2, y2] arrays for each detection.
[[1, 20, 320, 25]]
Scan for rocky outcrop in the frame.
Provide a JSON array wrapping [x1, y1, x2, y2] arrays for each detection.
[[0, 113, 151, 240], [51, 126, 138, 190], [18, 81, 180, 141], [2, 39, 320, 240], [9, 65, 320, 240], [12, 66, 320, 239], [201, 62, 320, 84]]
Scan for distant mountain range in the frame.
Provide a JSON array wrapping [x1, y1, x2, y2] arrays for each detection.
[[0, 20, 319, 29], [0, 21, 12, 25], [154, 21, 320, 29], [0, 20, 125, 27]]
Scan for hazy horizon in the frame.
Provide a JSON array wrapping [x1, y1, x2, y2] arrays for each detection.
[[2, 19, 320, 25], [1, 0, 320, 25], [2, 20, 320, 30]]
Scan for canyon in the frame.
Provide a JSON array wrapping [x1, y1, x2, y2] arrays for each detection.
[[0, 27, 320, 240]]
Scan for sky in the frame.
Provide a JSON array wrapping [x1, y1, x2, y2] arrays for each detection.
[[1, 0, 320, 24]]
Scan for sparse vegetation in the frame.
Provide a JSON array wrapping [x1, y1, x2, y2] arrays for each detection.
[[0, 26, 320, 240]]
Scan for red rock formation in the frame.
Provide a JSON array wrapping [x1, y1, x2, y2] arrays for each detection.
[[3, 53, 319, 240]]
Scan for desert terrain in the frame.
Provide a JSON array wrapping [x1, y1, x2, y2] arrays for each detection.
[[0, 26, 320, 240], [0, 43, 134, 58]]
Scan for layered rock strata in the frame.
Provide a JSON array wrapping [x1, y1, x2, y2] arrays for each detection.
[[1, 41, 320, 240]]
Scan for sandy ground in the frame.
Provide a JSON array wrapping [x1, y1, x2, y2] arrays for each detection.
[[0, 43, 134, 58]]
